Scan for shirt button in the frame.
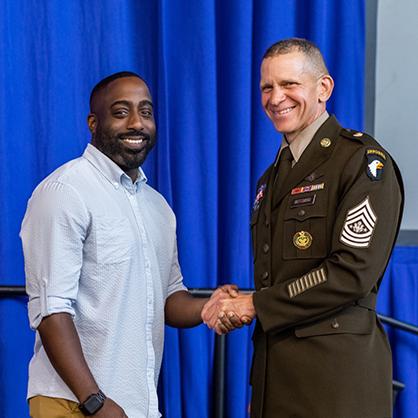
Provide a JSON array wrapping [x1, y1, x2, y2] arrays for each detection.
[[331, 319, 340, 329], [263, 243, 270, 253], [298, 209, 306, 217], [261, 271, 269, 280]]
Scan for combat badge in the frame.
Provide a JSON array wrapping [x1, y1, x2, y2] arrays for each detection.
[[340, 196, 377, 248], [293, 231, 313, 250], [366, 149, 386, 181], [253, 183, 266, 211]]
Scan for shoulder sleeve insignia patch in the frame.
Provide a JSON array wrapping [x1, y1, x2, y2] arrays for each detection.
[[340, 196, 377, 248], [366, 149, 386, 181]]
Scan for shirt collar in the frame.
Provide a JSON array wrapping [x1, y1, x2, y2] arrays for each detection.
[[279, 111, 329, 163], [83, 143, 147, 190]]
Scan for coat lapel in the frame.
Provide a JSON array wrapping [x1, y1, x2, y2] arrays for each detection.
[[272, 116, 342, 209]]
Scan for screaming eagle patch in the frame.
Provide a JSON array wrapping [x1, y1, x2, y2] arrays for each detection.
[[340, 196, 377, 248], [366, 149, 386, 181]]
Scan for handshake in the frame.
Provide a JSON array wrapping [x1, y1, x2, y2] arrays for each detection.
[[201, 285, 256, 335]]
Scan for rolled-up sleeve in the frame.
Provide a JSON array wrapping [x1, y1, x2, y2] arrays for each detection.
[[20, 180, 90, 329], [167, 236, 187, 298]]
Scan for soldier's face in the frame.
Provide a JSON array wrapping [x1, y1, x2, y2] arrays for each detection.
[[88, 77, 156, 177], [260, 52, 332, 143]]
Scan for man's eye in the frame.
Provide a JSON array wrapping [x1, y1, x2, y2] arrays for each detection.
[[141, 109, 153, 117], [113, 110, 128, 117], [262, 86, 272, 93]]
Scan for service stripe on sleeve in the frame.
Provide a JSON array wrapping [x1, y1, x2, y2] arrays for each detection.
[[287, 268, 327, 298]]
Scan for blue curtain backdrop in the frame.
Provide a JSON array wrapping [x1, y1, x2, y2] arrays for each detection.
[[0, 1, 415, 417]]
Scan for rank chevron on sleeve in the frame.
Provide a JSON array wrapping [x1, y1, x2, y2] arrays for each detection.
[[340, 196, 377, 248]]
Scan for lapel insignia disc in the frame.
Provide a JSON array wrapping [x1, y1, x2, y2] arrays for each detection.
[[293, 231, 313, 250], [291, 182, 324, 195], [320, 138, 331, 148], [340, 196, 377, 248], [253, 183, 266, 211], [305, 172, 317, 182], [366, 149, 386, 181]]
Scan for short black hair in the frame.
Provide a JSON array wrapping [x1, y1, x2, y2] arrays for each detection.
[[89, 71, 146, 110], [263, 38, 329, 76]]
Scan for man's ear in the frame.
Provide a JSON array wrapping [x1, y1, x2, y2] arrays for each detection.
[[318, 75, 334, 103], [87, 113, 97, 134]]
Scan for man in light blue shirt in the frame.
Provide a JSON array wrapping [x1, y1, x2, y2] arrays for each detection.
[[21, 72, 239, 418]]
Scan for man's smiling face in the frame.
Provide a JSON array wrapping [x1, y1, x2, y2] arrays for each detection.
[[88, 76, 156, 179], [260, 51, 331, 143]]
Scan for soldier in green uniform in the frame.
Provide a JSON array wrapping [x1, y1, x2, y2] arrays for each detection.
[[202, 38, 403, 418]]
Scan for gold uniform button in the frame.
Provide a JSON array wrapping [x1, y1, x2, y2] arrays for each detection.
[[298, 209, 306, 217], [331, 319, 340, 329], [263, 243, 270, 253], [320, 137, 332, 148], [261, 271, 269, 280], [353, 132, 363, 137]]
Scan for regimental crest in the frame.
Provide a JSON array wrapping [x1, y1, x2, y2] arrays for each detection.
[[366, 149, 386, 181], [293, 230, 313, 250], [340, 197, 377, 248], [253, 183, 266, 211]]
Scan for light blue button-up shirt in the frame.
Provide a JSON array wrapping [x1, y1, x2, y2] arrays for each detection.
[[21, 144, 186, 418]]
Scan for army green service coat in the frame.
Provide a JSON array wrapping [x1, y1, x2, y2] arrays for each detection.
[[250, 116, 403, 418]]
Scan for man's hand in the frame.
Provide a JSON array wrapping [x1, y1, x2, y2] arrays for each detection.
[[202, 287, 256, 335], [201, 285, 243, 333], [214, 293, 256, 334], [93, 398, 128, 417]]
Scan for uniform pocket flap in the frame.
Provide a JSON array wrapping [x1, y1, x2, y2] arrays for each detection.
[[294, 306, 374, 338]]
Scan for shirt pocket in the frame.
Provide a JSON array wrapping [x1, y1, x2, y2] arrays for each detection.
[[282, 192, 327, 260], [95, 217, 134, 264]]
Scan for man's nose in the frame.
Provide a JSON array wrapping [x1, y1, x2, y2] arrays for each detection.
[[270, 87, 285, 105], [127, 112, 144, 130]]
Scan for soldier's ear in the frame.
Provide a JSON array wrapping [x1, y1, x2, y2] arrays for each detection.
[[318, 75, 334, 103], [87, 113, 97, 134]]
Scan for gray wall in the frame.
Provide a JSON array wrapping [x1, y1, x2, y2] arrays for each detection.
[[373, 0, 418, 231]]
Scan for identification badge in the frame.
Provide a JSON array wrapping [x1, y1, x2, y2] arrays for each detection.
[[291, 194, 316, 208]]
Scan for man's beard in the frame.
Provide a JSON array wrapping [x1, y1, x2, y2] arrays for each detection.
[[93, 127, 155, 170]]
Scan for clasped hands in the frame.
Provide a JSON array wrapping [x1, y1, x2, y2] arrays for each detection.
[[201, 285, 255, 335]]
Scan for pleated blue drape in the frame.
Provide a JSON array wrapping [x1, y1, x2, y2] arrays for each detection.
[[5, 1, 413, 418], [378, 247, 418, 418]]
